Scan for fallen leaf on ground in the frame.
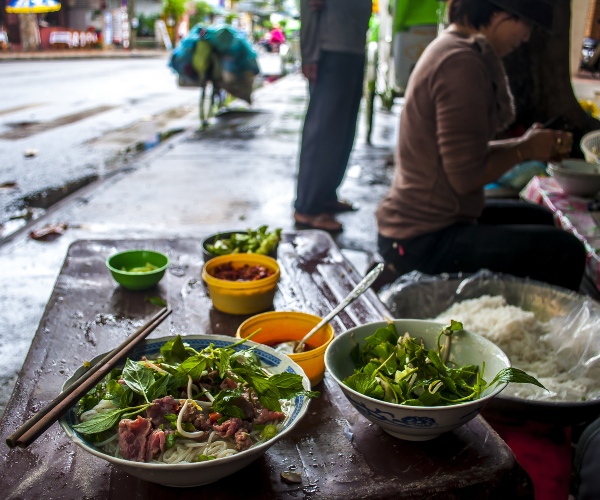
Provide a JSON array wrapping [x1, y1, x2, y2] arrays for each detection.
[[0, 182, 18, 190], [29, 223, 68, 241]]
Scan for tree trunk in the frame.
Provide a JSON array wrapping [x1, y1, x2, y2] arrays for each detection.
[[18, 14, 40, 52], [503, 0, 599, 157]]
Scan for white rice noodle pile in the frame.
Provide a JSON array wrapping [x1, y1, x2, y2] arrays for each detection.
[[433, 295, 600, 402]]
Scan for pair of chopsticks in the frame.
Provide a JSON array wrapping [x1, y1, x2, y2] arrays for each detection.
[[6, 306, 172, 449]]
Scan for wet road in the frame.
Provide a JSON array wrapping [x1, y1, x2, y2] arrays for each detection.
[[0, 57, 201, 234]]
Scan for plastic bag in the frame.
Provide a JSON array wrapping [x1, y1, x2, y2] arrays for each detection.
[[379, 269, 600, 402], [202, 24, 259, 76], [169, 24, 259, 103], [168, 24, 203, 81]]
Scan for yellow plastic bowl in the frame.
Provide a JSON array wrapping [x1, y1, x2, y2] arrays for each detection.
[[236, 311, 334, 386], [202, 254, 280, 315]]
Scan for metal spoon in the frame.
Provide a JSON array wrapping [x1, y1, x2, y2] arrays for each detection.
[[275, 263, 385, 354]]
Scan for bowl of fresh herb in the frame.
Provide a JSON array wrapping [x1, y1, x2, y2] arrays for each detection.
[[325, 319, 545, 441], [201, 226, 282, 262], [60, 334, 317, 487]]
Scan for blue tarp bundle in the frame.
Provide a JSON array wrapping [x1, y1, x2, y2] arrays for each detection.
[[168, 24, 259, 103]]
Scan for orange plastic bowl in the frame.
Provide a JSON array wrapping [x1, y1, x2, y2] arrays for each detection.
[[202, 254, 280, 315], [236, 311, 334, 387]]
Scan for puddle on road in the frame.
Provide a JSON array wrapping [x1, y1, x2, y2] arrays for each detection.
[[190, 109, 274, 139], [88, 106, 195, 149], [0, 105, 117, 140]]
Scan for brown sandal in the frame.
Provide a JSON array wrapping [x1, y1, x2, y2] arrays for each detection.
[[294, 212, 343, 232], [324, 199, 359, 213]]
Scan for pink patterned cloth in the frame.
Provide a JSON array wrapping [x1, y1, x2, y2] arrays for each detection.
[[521, 176, 600, 290]]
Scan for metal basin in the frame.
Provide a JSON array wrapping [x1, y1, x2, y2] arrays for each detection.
[[379, 272, 600, 425]]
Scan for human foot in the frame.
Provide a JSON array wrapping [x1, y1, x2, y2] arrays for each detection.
[[323, 199, 359, 213], [293, 212, 343, 232]]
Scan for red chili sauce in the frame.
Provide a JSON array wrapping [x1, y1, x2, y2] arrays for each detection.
[[212, 262, 274, 281]]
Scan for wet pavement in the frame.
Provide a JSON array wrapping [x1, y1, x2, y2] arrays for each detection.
[[0, 72, 399, 418]]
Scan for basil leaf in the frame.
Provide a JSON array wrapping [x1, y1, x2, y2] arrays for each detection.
[[216, 348, 232, 378], [72, 405, 152, 435], [247, 372, 277, 394], [147, 373, 170, 401], [122, 359, 154, 402], [179, 355, 207, 381], [160, 335, 189, 364], [258, 393, 282, 412], [212, 388, 246, 418], [488, 367, 547, 390]]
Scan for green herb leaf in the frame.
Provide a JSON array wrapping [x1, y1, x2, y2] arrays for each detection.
[[160, 335, 190, 364], [122, 359, 155, 403], [72, 404, 150, 434], [344, 373, 385, 399], [145, 296, 167, 307], [258, 392, 283, 412], [343, 321, 545, 408], [179, 355, 207, 381], [488, 367, 547, 390], [212, 388, 247, 418], [147, 373, 170, 401]]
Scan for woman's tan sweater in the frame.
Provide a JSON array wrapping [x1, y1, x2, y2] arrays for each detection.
[[376, 31, 514, 240]]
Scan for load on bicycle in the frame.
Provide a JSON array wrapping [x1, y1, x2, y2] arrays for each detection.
[[168, 24, 260, 127]]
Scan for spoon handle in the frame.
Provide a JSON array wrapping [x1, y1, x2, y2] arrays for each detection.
[[295, 263, 384, 352]]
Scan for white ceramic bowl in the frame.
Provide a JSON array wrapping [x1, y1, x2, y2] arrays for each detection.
[[60, 335, 312, 487], [548, 159, 600, 197], [325, 319, 510, 441]]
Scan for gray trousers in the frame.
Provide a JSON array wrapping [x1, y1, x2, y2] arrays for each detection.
[[295, 50, 365, 215]]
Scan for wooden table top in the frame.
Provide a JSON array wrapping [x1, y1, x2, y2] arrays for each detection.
[[0, 231, 518, 499]]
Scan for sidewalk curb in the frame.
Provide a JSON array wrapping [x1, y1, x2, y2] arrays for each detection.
[[0, 49, 169, 61]]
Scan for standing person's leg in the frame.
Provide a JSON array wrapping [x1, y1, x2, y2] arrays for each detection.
[[295, 51, 365, 227], [324, 52, 366, 207]]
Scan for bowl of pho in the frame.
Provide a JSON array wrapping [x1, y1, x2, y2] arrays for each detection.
[[60, 334, 317, 487]]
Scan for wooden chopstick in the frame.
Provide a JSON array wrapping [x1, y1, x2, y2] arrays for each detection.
[[6, 306, 172, 449]]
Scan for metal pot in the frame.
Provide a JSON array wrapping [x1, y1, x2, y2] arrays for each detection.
[[379, 272, 600, 425]]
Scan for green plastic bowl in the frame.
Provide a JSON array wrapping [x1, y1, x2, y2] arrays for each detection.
[[106, 250, 169, 290]]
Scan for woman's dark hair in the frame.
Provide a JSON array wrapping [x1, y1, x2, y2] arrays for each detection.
[[447, 0, 507, 28]]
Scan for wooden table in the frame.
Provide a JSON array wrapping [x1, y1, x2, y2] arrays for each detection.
[[0, 230, 519, 499]]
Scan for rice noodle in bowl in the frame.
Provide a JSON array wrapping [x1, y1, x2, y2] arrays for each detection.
[[78, 398, 294, 464], [60, 335, 312, 487]]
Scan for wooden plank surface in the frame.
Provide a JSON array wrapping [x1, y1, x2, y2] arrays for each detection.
[[0, 231, 518, 499]]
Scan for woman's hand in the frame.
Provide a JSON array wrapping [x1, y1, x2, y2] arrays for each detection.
[[521, 123, 573, 162]]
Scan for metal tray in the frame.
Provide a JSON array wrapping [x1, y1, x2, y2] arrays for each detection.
[[379, 272, 600, 425]]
